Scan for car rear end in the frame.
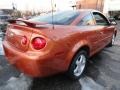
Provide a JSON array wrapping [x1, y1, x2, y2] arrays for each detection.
[[3, 20, 54, 77]]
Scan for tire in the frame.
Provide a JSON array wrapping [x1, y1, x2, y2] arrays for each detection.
[[107, 34, 115, 47], [67, 50, 88, 80]]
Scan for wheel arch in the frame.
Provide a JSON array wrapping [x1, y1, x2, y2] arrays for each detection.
[[76, 45, 90, 57], [66, 45, 90, 77], [65, 41, 91, 71]]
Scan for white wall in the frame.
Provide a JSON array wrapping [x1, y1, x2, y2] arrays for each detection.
[[103, 0, 120, 16]]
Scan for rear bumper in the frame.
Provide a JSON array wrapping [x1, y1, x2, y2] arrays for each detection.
[[3, 40, 62, 77]]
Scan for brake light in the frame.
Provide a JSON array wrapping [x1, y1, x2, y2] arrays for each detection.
[[21, 36, 27, 45], [32, 37, 46, 50]]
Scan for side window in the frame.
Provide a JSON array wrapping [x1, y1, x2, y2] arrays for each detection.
[[78, 14, 95, 26], [93, 12, 109, 26]]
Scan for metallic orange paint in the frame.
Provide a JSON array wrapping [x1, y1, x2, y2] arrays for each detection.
[[3, 10, 117, 77]]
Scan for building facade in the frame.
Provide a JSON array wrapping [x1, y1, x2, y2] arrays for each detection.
[[76, 0, 120, 16], [76, 0, 104, 12]]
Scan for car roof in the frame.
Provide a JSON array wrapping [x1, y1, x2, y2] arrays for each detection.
[[55, 9, 100, 13], [62, 9, 102, 15], [77, 9, 101, 13]]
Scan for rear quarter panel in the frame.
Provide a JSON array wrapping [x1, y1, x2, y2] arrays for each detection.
[[35, 25, 92, 71]]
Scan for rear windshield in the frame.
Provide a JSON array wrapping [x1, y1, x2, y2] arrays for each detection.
[[29, 11, 80, 25]]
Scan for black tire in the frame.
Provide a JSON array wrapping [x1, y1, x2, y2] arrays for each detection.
[[67, 50, 88, 80], [107, 34, 115, 47]]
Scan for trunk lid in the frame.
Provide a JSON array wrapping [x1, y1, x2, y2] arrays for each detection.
[[5, 19, 49, 52], [6, 24, 33, 52]]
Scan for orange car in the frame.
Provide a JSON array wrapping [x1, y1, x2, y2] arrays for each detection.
[[3, 10, 117, 79]]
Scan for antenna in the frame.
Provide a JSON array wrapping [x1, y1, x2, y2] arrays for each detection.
[[51, 0, 54, 29]]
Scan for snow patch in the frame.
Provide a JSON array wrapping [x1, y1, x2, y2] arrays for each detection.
[[0, 37, 4, 55], [79, 76, 105, 90], [0, 74, 32, 90]]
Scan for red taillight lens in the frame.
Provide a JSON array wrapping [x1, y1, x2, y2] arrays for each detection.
[[21, 36, 27, 45], [32, 37, 46, 50]]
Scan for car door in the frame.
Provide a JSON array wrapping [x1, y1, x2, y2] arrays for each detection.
[[92, 12, 114, 48], [77, 13, 102, 53]]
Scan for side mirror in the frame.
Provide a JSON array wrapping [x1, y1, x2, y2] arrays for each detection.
[[109, 17, 117, 25]]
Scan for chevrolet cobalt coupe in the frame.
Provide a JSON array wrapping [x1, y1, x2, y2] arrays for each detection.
[[3, 10, 117, 79]]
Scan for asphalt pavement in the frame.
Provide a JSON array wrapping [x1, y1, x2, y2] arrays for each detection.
[[0, 21, 120, 90]]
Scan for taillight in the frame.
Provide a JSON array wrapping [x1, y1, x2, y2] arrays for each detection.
[[32, 37, 46, 50], [21, 36, 27, 45]]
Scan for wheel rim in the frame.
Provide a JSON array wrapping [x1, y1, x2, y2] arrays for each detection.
[[74, 54, 86, 77], [112, 35, 115, 45]]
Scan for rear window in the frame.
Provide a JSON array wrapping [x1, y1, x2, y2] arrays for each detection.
[[29, 11, 80, 25]]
